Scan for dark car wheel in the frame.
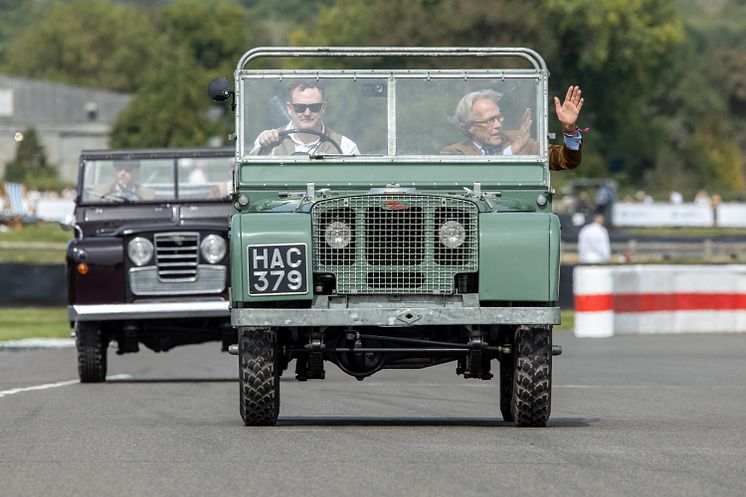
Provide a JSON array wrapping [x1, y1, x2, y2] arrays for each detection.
[[76, 321, 107, 383], [511, 325, 552, 427], [239, 327, 280, 426]]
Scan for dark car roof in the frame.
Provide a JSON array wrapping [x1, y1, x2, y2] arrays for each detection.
[[79, 147, 234, 162]]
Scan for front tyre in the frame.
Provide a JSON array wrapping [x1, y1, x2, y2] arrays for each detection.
[[511, 325, 552, 427], [498, 326, 515, 422], [239, 327, 280, 426], [76, 321, 107, 383]]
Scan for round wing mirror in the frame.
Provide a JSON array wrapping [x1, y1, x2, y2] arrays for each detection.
[[208, 77, 233, 102]]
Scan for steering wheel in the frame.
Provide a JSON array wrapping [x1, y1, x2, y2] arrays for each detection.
[[258, 128, 344, 155]]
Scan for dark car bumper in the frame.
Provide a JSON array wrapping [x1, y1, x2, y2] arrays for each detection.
[[69, 301, 230, 321]]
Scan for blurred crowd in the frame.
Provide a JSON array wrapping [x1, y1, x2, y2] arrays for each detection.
[[619, 189, 722, 208]]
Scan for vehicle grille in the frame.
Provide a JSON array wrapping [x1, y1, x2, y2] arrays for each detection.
[[129, 265, 226, 296], [154, 232, 199, 280], [312, 195, 478, 294]]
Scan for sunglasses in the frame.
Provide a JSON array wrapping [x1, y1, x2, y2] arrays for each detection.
[[290, 102, 323, 113]]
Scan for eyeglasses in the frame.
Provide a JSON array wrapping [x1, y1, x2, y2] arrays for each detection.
[[291, 102, 323, 113], [471, 114, 504, 127]]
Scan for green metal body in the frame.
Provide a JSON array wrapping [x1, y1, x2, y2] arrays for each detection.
[[230, 163, 559, 306]]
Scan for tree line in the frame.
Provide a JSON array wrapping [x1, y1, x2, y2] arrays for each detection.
[[1, 0, 745, 198]]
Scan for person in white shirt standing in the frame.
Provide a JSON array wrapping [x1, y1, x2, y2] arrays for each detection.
[[577, 214, 611, 263]]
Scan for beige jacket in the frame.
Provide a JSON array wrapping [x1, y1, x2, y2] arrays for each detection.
[[440, 130, 582, 171]]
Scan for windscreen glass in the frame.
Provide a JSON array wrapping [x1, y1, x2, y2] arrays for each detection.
[[239, 72, 543, 160], [81, 156, 234, 203]]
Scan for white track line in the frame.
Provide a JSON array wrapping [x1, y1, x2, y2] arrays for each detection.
[[0, 374, 131, 399]]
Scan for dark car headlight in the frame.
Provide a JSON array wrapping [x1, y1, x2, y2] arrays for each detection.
[[200, 235, 227, 264], [127, 237, 154, 266]]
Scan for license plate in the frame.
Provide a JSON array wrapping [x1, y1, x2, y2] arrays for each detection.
[[247, 244, 308, 295]]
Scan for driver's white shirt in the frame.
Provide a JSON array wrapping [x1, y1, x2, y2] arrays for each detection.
[[252, 123, 359, 155]]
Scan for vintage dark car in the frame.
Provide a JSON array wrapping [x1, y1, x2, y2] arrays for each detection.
[[64, 148, 236, 382]]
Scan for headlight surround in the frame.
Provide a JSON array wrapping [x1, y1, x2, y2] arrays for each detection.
[[438, 220, 466, 249], [200, 234, 227, 264], [127, 237, 154, 266], [324, 221, 352, 249]]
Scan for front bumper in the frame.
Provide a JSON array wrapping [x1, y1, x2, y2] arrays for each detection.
[[232, 295, 560, 327], [69, 301, 230, 321]]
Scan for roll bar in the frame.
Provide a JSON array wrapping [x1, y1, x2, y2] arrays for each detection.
[[237, 46, 548, 74]]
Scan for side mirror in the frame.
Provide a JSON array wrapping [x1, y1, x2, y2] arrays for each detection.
[[59, 213, 83, 238], [208, 77, 233, 103], [58, 213, 76, 231]]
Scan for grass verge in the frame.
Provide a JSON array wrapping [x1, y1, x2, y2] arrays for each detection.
[[0, 307, 71, 341], [557, 310, 574, 331], [0, 222, 71, 264]]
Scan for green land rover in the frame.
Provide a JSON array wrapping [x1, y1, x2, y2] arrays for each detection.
[[210, 47, 565, 427]]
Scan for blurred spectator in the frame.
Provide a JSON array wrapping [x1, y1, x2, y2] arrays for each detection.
[[578, 214, 611, 264], [62, 187, 76, 200], [694, 190, 711, 207], [555, 194, 577, 214], [576, 191, 592, 212], [189, 160, 209, 184], [594, 183, 615, 220], [634, 190, 653, 204], [27, 188, 41, 215], [669, 190, 683, 204]]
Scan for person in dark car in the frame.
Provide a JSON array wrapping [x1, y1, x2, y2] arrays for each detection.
[[93, 161, 155, 201]]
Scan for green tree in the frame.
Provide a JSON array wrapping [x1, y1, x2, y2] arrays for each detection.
[[3, 0, 163, 92], [544, 0, 686, 179], [291, 0, 557, 68], [159, 0, 254, 77], [109, 48, 211, 148], [110, 0, 261, 147], [4, 127, 58, 189], [0, 0, 38, 67]]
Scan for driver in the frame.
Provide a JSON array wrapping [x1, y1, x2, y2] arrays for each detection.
[[93, 160, 155, 201], [250, 80, 359, 155]]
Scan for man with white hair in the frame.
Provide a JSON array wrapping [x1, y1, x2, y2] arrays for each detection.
[[441, 85, 585, 171]]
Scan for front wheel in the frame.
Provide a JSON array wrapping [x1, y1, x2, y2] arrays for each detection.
[[511, 325, 552, 427], [76, 321, 107, 383], [498, 327, 515, 422], [238, 327, 280, 425]]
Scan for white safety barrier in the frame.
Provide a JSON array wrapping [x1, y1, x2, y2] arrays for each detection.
[[35, 198, 74, 222], [573, 265, 746, 336], [612, 202, 714, 227], [716, 203, 746, 228]]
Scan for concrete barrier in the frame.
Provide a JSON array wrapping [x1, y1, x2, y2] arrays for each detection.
[[574, 265, 746, 336]]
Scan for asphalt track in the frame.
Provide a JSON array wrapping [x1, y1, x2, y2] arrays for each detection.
[[1, 332, 745, 497]]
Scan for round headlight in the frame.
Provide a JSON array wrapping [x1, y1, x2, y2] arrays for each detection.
[[438, 220, 466, 249], [127, 237, 154, 266], [324, 221, 352, 249], [200, 234, 226, 264]]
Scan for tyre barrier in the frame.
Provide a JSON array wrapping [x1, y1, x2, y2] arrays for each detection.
[[573, 265, 746, 336]]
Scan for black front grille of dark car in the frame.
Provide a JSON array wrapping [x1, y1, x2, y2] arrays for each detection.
[[154, 232, 199, 280]]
